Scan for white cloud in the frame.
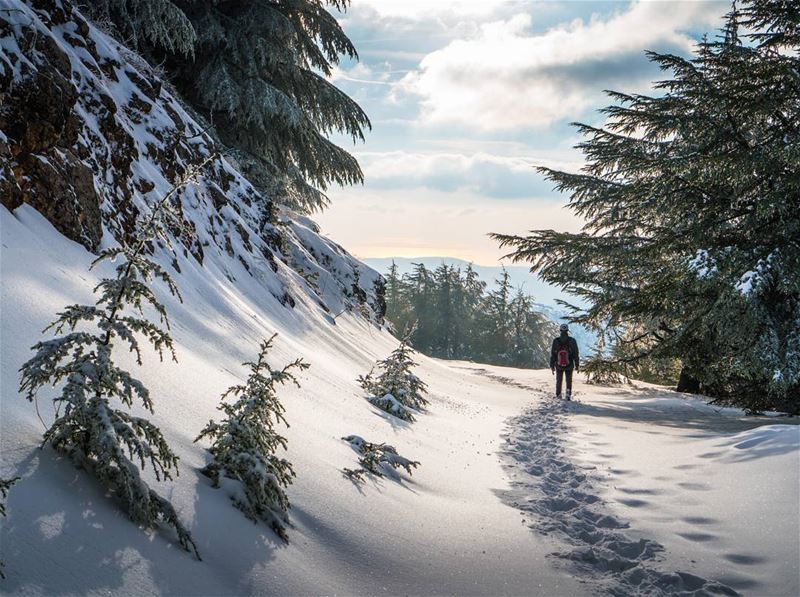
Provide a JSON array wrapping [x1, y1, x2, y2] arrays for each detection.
[[330, 62, 396, 85], [356, 150, 581, 197], [393, 0, 724, 130], [351, 0, 513, 19]]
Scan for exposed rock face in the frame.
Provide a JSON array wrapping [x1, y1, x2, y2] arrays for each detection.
[[0, 10, 102, 249], [0, 0, 384, 320]]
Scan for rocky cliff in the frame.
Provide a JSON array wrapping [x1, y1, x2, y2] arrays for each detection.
[[0, 0, 384, 320]]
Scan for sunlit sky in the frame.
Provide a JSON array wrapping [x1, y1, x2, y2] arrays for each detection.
[[316, 0, 727, 265]]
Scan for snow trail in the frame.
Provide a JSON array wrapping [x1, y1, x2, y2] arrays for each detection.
[[494, 376, 739, 596]]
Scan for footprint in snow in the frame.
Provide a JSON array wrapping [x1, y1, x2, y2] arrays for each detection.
[[677, 531, 719, 543], [723, 553, 766, 565], [494, 388, 739, 597]]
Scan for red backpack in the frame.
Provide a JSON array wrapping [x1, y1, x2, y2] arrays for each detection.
[[557, 341, 570, 368]]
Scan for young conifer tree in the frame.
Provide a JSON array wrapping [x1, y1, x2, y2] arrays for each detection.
[[195, 335, 308, 540], [18, 162, 213, 559], [358, 334, 429, 422], [341, 435, 419, 484]]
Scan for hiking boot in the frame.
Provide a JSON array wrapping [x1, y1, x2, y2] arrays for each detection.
[[555, 393, 562, 400], [566, 391, 572, 401]]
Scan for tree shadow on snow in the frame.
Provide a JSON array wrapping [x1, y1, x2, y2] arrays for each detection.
[[368, 406, 415, 431], [570, 399, 799, 459], [188, 466, 287, 594], [1, 447, 285, 596]]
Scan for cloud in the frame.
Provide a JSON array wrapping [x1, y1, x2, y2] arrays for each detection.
[[350, 0, 515, 20], [355, 150, 581, 198], [393, 0, 725, 130], [331, 62, 395, 85]]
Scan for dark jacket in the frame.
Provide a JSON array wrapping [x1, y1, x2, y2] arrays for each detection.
[[550, 333, 579, 370]]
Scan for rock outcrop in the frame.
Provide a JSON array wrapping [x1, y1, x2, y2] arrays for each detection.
[[0, 0, 383, 319]]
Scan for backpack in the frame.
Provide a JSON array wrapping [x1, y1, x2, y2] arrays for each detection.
[[556, 340, 570, 368]]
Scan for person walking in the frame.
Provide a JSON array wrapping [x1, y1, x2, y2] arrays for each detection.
[[550, 323, 579, 400]]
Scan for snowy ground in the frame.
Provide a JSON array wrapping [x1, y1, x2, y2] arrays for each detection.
[[2, 206, 799, 596], [486, 368, 799, 596]]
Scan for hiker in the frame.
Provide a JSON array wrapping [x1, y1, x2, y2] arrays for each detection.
[[550, 323, 579, 400]]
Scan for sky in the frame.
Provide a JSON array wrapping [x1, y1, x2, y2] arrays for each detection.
[[315, 0, 728, 265]]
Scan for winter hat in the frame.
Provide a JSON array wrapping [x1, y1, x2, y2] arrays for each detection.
[[559, 323, 569, 332]]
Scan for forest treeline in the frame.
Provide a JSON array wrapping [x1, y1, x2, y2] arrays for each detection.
[[384, 263, 557, 369]]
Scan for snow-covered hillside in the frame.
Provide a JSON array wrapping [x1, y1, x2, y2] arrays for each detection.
[[0, 204, 580, 595], [2, 207, 799, 596]]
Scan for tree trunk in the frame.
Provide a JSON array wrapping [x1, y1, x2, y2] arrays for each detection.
[[676, 368, 701, 394]]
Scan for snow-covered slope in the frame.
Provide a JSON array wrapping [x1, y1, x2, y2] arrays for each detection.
[[0, 204, 580, 596], [1, 2, 798, 596]]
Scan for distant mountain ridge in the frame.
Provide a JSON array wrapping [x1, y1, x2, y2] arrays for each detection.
[[364, 256, 597, 354]]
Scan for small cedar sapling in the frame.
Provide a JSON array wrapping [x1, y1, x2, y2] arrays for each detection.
[[341, 435, 419, 484], [358, 334, 429, 422], [18, 158, 215, 560], [195, 334, 309, 540]]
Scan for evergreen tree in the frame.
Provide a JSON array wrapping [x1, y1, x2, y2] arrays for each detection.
[[493, 1, 800, 413], [0, 476, 19, 579], [385, 261, 410, 333], [80, 0, 195, 55], [508, 289, 552, 368], [195, 335, 308, 540], [83, 0, 370, 213], [479, 269, 514, 363], [358, 335, 429, 422], [176, 0, 370, 212], [742, 0, 799, 47], [432, 264, 456, 357], [461, 264, 487, 357], [447, 266, 470, 359], [18, 165, 209, 559], [405, 263, 435, 351], [341, 435, 419, 484]]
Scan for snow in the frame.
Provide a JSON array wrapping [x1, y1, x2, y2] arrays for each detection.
[[3, 205, 799, 596], [0, 206, 577, 595], [0, 0, 381, 325], [688, 249, 718, 279], [736, 270, 757, 296], [735, 251, 780, 297], [494, 369, 800, 596]]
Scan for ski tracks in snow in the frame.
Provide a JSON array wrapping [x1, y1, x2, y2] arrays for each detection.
[[494, 377, 738, 597]]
